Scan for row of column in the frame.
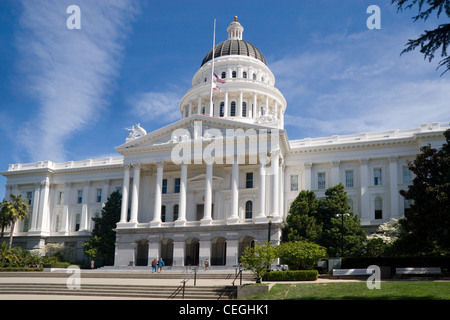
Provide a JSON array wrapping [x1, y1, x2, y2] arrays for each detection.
[[119, 152, 282, 227]]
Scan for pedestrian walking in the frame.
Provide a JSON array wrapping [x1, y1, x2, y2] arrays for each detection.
[[158, 257, 165, 272], [204, 258, 209, 270], [151, 258, 158, 273]]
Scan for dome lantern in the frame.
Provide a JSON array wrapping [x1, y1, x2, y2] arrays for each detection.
[[227, 16, 244, 40]]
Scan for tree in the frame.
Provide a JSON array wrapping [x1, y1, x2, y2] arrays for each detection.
[[392, 0, 450, 75], [275, 241, 327, 270], [398, 129, 450, 255], [282, 190, 322, 243], [0, 200, 12, 244], [240, 242, 277, 283], [82, 191, 121, 266], [1, 195, 29, 249]]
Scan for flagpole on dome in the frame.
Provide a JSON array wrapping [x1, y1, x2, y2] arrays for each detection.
[[209, 19, 216, 117]]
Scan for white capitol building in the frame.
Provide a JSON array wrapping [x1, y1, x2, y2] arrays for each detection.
[[2, 18, 448, 268]]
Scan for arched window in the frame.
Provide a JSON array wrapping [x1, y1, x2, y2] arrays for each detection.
[[232, 71, 237, 78], [173, 204, 179, 221], [230, 101, 236, 117], [242, 102, 247, 117], [220, 102, 224, 117], [221, 71, 226, 79], [252, 73, 256, 80], [374, 197, 382, 219], [245, 201, 253, 219], [243, 71, 247, 79]]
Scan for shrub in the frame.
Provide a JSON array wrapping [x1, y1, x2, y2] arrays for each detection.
[[263, 270, 318, 281], [276, 241, 327, 270]]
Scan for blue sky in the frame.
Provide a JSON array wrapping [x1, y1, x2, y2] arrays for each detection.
[[1, 0, 449, 200]]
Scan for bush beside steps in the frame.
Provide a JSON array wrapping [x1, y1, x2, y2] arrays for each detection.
[[263, 270, 318, 281]]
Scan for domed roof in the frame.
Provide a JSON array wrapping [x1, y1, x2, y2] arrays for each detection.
[[201, 39, 267, 67]]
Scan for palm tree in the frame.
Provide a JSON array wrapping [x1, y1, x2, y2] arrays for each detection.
[[0, 200, 12, 244], [5, 195, 29, 249]]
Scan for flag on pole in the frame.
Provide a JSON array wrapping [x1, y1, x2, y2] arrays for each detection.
[[213, 84, 222, 93], [213, 73, 226, 84]]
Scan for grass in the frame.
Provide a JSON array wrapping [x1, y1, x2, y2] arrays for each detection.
[[242, 281, 450, 300]]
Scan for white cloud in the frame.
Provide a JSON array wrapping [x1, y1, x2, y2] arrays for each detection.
[[271, 29, 450, 139], [14, 0, 139, 162], [130, 91, 182, 124]]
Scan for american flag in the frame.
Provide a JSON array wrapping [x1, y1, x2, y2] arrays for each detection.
[[213, 73, 226, 84]]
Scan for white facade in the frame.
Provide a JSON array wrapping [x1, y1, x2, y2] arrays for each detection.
[[2, 18, 449, 267]]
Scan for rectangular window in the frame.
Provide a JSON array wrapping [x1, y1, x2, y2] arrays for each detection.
[[174, 178, 181, 193], [162, 179, 167, 194], [290, 175, 298, 191], [402, 166, 412, 184], [246, 172, 253, 188], [26, 192, 33, 205], [318, 173, 326, 190], [375, 197, 383, 219], [96, 189, 102, 202], [75, 213, 81, 231], [345, 170, 354, 188], [57, 191, 64, 205], [77, 190, 83, 204], [374, 168, 382, 185]]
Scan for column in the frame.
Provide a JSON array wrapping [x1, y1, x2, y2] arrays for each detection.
[[224, 91, 229, 117], [101, 179, 110, 207], [80, 181, 90, 231], [120, 164, 131, 223], [201, 158, 213, 225], [238, 91, 243, 117], [60, 182, 72, 234], [29, 183, 41, 232], [360, 158, 370, 221], [331, 160, 340, 186], [304, 163, 312, 190], [37, 178, 50, 233], [199, 240, 211, 267], [265, 95, 269, 116], [255, 153, 268, 223], [173, 241, 185, 267], [129, 163, 141, 224], [151, 161, 164, 227], [253, 92, 257, 119], [197, 96, 202, 114], [389, 156, 399, 218], [228, 155, 239, 224], [270, 150, 280, 220], [188, 101, 192, 117], [175, 162, 187, 226]]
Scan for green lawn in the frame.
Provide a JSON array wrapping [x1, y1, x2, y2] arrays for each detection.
[[243, 281, 450, 300]]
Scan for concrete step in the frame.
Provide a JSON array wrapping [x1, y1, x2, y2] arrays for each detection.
[[0, 283, 236, 300]]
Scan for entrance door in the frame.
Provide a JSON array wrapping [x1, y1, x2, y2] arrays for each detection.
[[136, 241, 149, 266]]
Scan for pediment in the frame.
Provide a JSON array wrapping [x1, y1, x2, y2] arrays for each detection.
[[115, 115, 281, 155], [187, 173, 224, 183]]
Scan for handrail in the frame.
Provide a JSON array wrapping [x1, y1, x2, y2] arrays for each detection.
[[179, 267, 198, 299]]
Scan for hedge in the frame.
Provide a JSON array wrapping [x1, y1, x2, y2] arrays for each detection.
[[0, 267, 43, 272], [263, 270, 318, 281], [342, 257, 450, 272]]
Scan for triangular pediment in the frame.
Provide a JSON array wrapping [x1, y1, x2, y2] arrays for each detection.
[[115, 114, 286, 155]]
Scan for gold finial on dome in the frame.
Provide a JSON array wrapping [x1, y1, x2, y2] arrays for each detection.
[[231, 16, 241, 25]]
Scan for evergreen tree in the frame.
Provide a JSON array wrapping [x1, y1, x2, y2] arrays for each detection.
[[82, 190, 121, 266], [398, 129, 450, 255]]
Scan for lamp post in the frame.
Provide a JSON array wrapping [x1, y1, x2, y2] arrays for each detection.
[[335, 213, 350, 257], [267, 215, 273, 243]]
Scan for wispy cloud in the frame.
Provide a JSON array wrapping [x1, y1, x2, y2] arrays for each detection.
[[271, 28, 450, 139], [130, 90, 182, 124], [15, 0, 139, 162]]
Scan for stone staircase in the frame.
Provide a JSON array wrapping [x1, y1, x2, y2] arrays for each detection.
[[0, 282, 237, 299]]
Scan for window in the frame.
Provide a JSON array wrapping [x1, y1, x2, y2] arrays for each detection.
[[290, 175, 298, 191], [404, 198, 413, 216], [230, 101, 236, 117], [221, 71, 226, 79], [173, 204, 179, 221], [242, 102, 247, 117], [252, 73, 256, 80], [318, 173, 326, 190], [374, 169, 382, 185], [162, 179, 167, 194], [220, 102, 224, 117], [174, 178, 180, 193], [245, 201, 253, 219], [57, 191, 64, 205], [243, 71, 247, 79], [374, 197, 382, 219], [161, 205, 166, 222], [232, 71, 237, 78], [75, 213, 81, 231], [246, 172, 253, 188], [26, 192, 33, 205], [348, 198, 354, 213], [402, 166, 412, 184], [77, 190, 83, 204], [96, 189, 102, 202], [345, 170, 354, 188]]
